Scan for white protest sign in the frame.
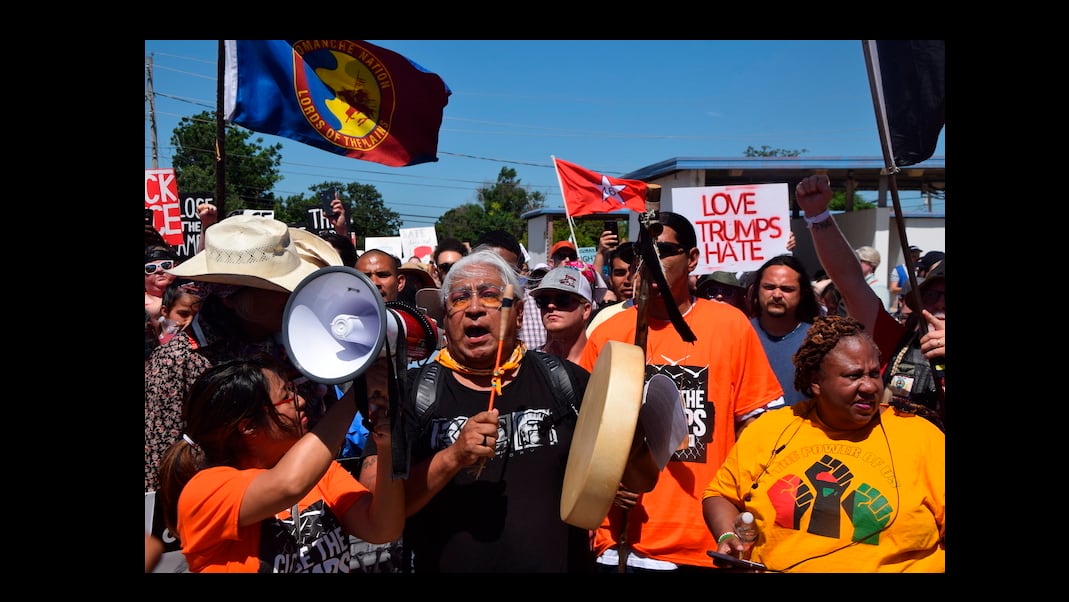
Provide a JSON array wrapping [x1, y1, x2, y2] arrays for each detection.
[[362, 236, 404, 260], [670, 183, 790, 275], [399, 227, 439, 262]]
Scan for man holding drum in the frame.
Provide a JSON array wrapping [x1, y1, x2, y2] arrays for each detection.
[[580, 211, 785, 572]]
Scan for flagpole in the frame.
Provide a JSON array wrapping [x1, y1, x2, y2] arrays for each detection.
[[215, 39, 227, 216], [862, 40, 918, 303], [551, 156, 580, 256], [862, 40, 944, 425]]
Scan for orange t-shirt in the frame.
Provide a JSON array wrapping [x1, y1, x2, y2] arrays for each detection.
[[177, 461, 366, 572], [581, 299, 784, 567]]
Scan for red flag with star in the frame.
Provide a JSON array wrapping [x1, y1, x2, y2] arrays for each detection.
[[553, 157, 647, 217]]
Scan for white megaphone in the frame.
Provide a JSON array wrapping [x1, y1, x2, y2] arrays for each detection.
[[282, 266, 440, 384], [282, 266, 388, 384]]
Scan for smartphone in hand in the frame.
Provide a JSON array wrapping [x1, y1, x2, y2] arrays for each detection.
[[320, 190, 339, 221], [604, 220, 619, 236]]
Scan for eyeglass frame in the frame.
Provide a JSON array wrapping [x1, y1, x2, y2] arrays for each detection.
[[446, 284, 505, 312], [145, 260, 175, 275]]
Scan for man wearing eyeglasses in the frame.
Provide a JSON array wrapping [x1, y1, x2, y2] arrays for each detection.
[[696, 271, 749, 315], [587, 242, 637, 336], [432, 237, 469, 287], [145, 245, 179, 337], [356, 249, 594, 572], [532, 265, 594, 364], [580, 211, 784, 573]]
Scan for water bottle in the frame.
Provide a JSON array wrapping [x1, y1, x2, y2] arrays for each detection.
[[733, 511, 758, 548]]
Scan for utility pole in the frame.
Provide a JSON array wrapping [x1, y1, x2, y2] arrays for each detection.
[[146, 54, 159, 169], [215, 40, 227, 216]]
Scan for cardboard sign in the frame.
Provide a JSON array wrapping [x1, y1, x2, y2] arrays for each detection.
[[671, 183, 790, 275], [363, 236, 404, 260], [175, 191, 216, 260], [399, 227, 438, 262], [145, 168, 183, 247]]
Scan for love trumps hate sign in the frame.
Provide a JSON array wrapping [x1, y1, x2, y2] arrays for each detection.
[[670, 183, 789, 275]]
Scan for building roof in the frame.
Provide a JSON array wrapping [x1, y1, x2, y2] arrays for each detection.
[[622, 155, 945, 201]]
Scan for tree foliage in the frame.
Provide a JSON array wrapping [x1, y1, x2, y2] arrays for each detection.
[[171, 111, 284, 216], [829, 191, 875, 211], [276, 180, 402, 241], [436, 167, 545, 246]]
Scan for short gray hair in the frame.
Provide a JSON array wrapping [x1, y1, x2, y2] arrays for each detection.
[[438, 249, 523, 308]]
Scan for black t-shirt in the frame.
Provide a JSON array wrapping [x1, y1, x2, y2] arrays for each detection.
[[368, 357, 593, 572]]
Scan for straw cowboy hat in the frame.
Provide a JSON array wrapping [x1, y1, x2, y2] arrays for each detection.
[[169, 215, 342, 292], [399, 261, 437, 290]]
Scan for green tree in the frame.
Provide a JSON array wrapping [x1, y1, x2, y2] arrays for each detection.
[[743, 145, 809, 157], [828, 191, 875, 211], [171, 111, 284, 216], [277, 181, 402, 243], [438, 167, 546, 245], [437, 203, 490, 246]]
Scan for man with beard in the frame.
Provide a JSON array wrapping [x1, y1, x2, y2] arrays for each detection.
[[745, 255, 822, 407]]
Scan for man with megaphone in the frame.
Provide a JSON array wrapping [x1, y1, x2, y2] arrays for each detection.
[[355, 249, 596, 573]]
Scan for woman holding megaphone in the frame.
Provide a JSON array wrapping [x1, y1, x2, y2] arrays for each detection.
[[157, 353, 405, 573], [146, 215, 345, 496]]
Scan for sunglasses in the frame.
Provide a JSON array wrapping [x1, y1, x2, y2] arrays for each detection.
[[145, 260, 174, 275], [437, 262, 453, 275], [618, 242, 689, 265], [534, 293, 581, 310], [447, 285, 505, 312], [702, 286, 738, 299]]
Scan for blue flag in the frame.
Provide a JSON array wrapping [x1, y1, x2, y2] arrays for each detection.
[[224, 40, 451, 167]]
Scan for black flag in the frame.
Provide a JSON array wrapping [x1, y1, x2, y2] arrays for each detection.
[[871, 40, 945, 167]]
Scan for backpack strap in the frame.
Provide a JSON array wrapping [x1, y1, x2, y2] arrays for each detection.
[[414, 361, 443, 418], [413, 353, 578, 420], [528, 350, 580, 418]]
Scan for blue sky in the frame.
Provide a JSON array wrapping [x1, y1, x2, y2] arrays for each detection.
[[144, 40, 945, 229]]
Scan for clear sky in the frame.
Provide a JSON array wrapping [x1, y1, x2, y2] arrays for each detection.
[[144, 40, 945, 229]]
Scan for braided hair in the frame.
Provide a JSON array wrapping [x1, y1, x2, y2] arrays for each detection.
[[793, 315, 877, 398]]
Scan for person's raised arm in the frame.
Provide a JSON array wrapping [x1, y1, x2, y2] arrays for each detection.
[[795, 175, 882, 333], [195, 203, 218, 253], [329, 198, 350, 238], [593, 230, 619, 280], [239, 375, 360, 527], [340, 365, 405, 544]]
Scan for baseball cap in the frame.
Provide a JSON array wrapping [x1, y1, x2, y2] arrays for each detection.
[[550, 240, 577, 258], [916, 251, 945, 272], [531, 266, 593, 304]]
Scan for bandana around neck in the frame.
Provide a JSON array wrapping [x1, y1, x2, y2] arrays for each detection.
[[437, 342, 527, 376]]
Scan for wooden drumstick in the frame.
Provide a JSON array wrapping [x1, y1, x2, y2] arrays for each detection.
[[476, 284, 515, 479]]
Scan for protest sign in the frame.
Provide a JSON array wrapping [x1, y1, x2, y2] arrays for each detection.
[[363, 236, 404, 260], [400, 227, 438, 262], [670, 183, 790, 275], [146, 168, 183, 247]]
